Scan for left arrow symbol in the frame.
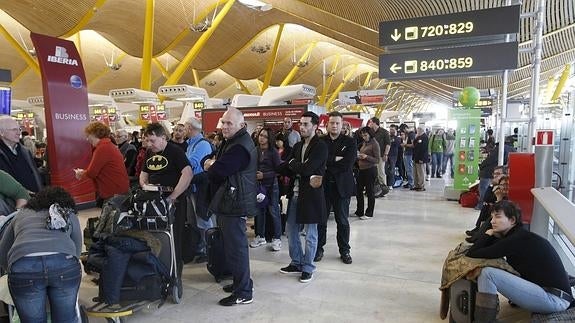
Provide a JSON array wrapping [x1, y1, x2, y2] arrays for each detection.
[[391, 29, 401, 41], [390, 63, 402, 73]]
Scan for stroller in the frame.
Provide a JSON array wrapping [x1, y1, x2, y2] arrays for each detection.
[[85, 189, 181, 322]]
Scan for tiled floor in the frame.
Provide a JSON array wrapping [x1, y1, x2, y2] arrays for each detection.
[[77, 178, 531, 322]]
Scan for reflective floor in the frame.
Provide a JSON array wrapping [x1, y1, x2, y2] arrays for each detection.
[[77, 178, 531, 322]]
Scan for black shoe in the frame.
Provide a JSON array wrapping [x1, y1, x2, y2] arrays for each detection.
[[194, 253, 208, 264], [341, 253, 352, 264], [314, 250, 324, 262], [299, 272, 313, 283], [465, 228, 479, 236], [223, 283, 234, 293], [280, 264, 302, 274], [218, 294, 253, 306], [402, 184, 410, 188]]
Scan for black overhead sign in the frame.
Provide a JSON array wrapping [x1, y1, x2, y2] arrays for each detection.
[[379, 5, 520, 48], [379, 42, 518, 80], [0, 69, 11, 83]]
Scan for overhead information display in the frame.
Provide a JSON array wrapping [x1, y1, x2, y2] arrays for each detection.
[[379, 42, 518, 80], [379, 5, 520, 48]]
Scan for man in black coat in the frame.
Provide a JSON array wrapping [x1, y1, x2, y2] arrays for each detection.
[[0, 116, 43, 193], [278, 111, 327, 283], [412, 125, 429, 191], [316, 111, 357, 264]]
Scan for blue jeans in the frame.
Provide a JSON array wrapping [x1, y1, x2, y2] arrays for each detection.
[[431, 152, 443, 176], [476, 177, 492, 209], [478, 267, 570, 314], [286, 196, 318, 274], [8, 254, 81, 323], [196, 213, 215, 254], [442, 153, 454, 177], [255, 181, 281, 240], [403, 154, 414, 187]]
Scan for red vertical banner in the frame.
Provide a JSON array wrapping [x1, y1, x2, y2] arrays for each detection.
[[508, 153, 535, 224], [30, 33, 95, 204]]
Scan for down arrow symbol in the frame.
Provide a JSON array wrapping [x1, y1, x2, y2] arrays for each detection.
[[391, 29, 401, 41]]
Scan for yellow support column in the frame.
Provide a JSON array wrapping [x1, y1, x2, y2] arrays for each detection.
[[0, 25, 40, 75], [153, 58, 169, 78], [280, 42, 317, 86], [261, 24, 284, 93], [141, 0, 155, 91], [326, 65, 358, 111], [362, 71, 373, 88], [75, 32, 83, 59], [192, 69, 200, 87], [319, 55, 340, 106], [551, 64, 571, 101], [62, 0, 108, 37], [235, 78, 251, 95], [164, 0, 236, 86]]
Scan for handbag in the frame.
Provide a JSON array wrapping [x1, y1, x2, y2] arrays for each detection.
[[209, 177, 240, 215], [256, 183, 269, 209]]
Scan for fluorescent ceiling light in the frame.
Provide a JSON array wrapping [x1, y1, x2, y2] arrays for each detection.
[[238, 0, 272, 11]]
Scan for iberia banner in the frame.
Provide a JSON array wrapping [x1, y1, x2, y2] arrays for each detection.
[[30, 33, 95, 203]]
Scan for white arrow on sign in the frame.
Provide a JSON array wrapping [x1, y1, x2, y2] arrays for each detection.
[[391, 29, 401, 41], [389, 63, 402, 73]]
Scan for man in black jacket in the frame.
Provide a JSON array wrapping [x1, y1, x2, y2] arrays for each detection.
[[0, 116, 43, 193], [278, 111, 327, 283], [317, 112, 357, 264], [412, 125, 429, 191], [204, 108, 257, 306]]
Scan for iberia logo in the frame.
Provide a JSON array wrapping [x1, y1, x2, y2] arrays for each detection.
[[146, 155, 169, 171], [47, 46, 78, 66]]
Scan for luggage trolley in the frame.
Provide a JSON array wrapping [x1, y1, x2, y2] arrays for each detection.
[[85, 188, 181, 322]]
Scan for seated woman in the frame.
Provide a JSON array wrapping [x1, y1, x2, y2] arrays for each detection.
[[466, 200, 572, 322], [0, 186, 82, 323], [466, 174, 509, 243]]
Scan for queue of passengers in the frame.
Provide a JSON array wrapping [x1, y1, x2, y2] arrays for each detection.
[[1, 111, 572, 322]]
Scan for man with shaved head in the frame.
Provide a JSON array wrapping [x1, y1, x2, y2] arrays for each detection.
[[204, 107, 257, 306], [0, 116, 43, 192]]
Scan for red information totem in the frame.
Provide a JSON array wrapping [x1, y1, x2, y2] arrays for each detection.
[[508, 153, 535, 224], [30, 33, 95, 203]]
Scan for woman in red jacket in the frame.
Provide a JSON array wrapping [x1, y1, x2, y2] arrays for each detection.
[[74, 122, 130, 206]]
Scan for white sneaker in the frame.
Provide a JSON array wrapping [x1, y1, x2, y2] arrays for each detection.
[[359, 216, 371, 220], [270, 239, 281, 251], [249, 236, 266, 248]]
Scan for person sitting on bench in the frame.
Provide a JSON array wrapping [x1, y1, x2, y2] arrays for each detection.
[[466, 200, 573, 322]]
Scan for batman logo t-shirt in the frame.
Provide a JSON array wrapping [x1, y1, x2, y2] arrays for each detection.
[[143, 142, 190, 188]]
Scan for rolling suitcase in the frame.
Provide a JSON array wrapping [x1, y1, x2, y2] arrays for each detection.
[[205, 227, 232, 282], [449, 279, 477, 323]]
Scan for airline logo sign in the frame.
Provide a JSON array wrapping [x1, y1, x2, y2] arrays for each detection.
[[47, 46, 79, 66], [535, 130, 554, 146]]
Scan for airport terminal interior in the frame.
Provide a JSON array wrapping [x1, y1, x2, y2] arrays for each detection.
[[1, 0, 575, 322]]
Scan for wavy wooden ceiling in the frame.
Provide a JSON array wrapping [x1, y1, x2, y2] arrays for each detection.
[[0, 0, 574, 112]]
